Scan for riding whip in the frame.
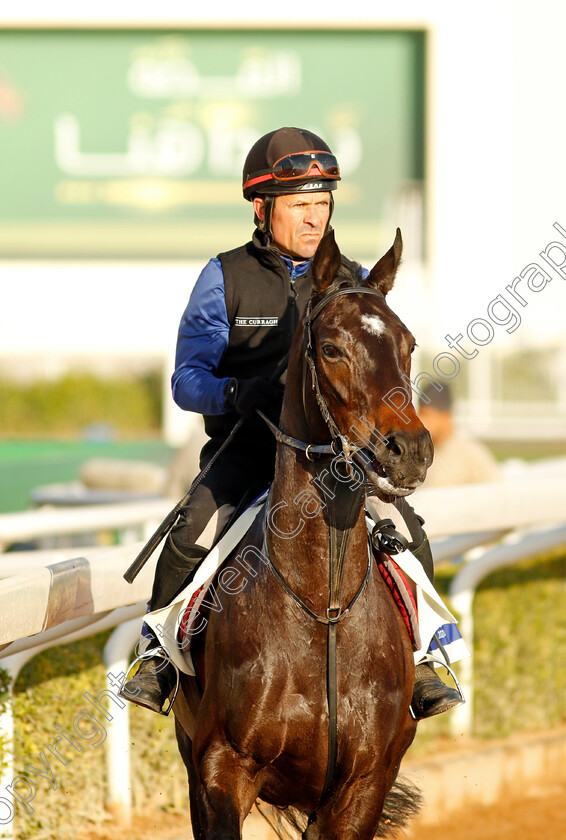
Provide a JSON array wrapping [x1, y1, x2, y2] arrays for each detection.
[[123, 353, 289, 584]]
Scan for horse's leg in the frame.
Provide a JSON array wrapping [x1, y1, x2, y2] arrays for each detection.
[[175, 720, 206, 840], [304, 781, 389, 840], [308, 750, 418, 840], [195, 742, 260, 840]]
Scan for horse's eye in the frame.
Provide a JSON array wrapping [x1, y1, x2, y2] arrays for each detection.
[[322, 343, 341, 359], [410, 343, 417, 354]]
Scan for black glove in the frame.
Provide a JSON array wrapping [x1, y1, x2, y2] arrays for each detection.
[[224, 377, 283, 420]]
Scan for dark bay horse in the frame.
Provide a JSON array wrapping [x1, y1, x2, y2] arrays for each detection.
[[173, 229, 433, 840]]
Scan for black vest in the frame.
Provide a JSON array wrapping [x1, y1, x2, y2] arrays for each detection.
[[203, 231, 358, 451]]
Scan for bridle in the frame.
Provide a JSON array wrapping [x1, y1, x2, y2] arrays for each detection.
[[259, 280, 388, 469], [303, 283, 387, 457]]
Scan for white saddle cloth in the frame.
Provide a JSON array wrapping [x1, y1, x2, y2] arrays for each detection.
[[144, 493, 469, 675]]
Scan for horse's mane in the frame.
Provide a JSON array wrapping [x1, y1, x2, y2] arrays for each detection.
[[334, 260, 365, 288]]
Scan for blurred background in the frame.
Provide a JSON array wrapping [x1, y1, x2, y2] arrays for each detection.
[[1, 0, 565, 512], [1, 6, 566, 840]]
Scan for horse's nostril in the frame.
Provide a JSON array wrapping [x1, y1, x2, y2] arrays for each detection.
[[385, 435, 405, 460]]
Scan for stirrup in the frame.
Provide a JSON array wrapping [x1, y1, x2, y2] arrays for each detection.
[[409, 653, 466, 721], [121, 646, 180, 717]]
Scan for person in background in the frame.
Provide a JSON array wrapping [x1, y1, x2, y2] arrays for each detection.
[[418, 382, 500, 487]]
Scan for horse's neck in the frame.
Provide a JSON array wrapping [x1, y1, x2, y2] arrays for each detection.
[[267, 443, 368, 613]]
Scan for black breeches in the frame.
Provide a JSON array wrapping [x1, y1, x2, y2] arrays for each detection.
[[150, 441, 275, 610]]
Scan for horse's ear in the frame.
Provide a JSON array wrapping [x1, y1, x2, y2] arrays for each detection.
[[311, 229, 342, 293], [367, 228, 403, 296]]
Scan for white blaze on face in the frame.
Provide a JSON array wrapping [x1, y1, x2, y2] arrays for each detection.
[[360, 314, 387, 337]]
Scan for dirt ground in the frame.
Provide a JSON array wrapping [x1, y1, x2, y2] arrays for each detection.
[[406, 775, 566, 840], [79, 771, 566, 840], [78, 726, 566, 840]]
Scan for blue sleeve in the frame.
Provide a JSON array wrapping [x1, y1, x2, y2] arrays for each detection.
[[171, 258, 232, 415]]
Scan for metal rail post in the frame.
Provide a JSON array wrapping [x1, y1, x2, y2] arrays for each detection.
[[102, 616, 144, 824]]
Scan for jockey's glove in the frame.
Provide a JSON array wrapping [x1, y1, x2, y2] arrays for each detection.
[[224, 376, 283, 421]]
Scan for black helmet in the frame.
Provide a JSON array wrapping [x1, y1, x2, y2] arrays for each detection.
[[242, 127, 340, 201]]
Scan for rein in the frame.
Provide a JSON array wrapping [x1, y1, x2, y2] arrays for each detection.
[[258, 281, 386, 822]]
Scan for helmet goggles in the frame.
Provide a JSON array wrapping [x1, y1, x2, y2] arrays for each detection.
[[273, 150, 340, 180], [243, 150, 340, 192]]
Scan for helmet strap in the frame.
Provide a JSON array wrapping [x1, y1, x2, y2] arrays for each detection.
[[325, 193, 334, 233], [255, 195, 274, 243]]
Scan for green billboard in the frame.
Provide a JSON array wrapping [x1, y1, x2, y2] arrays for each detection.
[[0, 29, 425, 257]]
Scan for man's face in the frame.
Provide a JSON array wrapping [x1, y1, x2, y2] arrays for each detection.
[[254, 192, 331, 261]]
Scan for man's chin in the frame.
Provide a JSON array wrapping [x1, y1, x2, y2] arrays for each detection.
[[277, 245, 320, 261], [296, 238, 323, 259], [271, 233, 323, 262]]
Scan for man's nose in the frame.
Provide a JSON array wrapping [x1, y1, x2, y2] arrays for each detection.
[[304, 207, 318, 225]]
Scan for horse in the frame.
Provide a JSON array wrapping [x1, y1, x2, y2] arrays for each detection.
[[172, 228, 434, 840]]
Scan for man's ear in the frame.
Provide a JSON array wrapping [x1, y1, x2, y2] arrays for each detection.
[[253, 197, 266, 225]]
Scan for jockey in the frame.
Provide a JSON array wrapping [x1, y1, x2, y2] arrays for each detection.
[[120, 126, 463, 720]]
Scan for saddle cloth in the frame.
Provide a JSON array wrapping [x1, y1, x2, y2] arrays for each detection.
[[144, 493, 469, 676]]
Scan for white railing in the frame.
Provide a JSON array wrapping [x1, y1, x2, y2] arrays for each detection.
[[411, 458, 566, 736], [0, 498, 171, 551], [0, 461, 565, 830]]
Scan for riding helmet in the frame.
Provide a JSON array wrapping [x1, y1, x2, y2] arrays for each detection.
[[242, 127, 341, 201]]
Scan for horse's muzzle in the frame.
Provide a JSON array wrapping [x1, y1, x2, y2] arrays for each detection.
[[357, 427, 433, 499]]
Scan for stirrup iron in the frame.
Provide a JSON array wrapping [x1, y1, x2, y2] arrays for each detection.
[[121, 646, 180, 717], [409, 653, 466, 721]]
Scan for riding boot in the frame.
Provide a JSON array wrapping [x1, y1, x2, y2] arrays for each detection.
[[119, 533, 208, 714], [409, 533, 464, 720], [118, 633, 178, 715], [149, 530, 209, 611], [411, 661, 463, 720]]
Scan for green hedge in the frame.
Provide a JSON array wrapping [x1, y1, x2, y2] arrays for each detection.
[[3, 548, 566, 837], [411, 547, 566, 754], [6, 633, 187, 839], [0, 373, 162, 437]]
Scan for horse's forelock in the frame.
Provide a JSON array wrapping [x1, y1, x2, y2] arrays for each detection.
[[310, 262, 365, 309], [338, 261, 364, 285]]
